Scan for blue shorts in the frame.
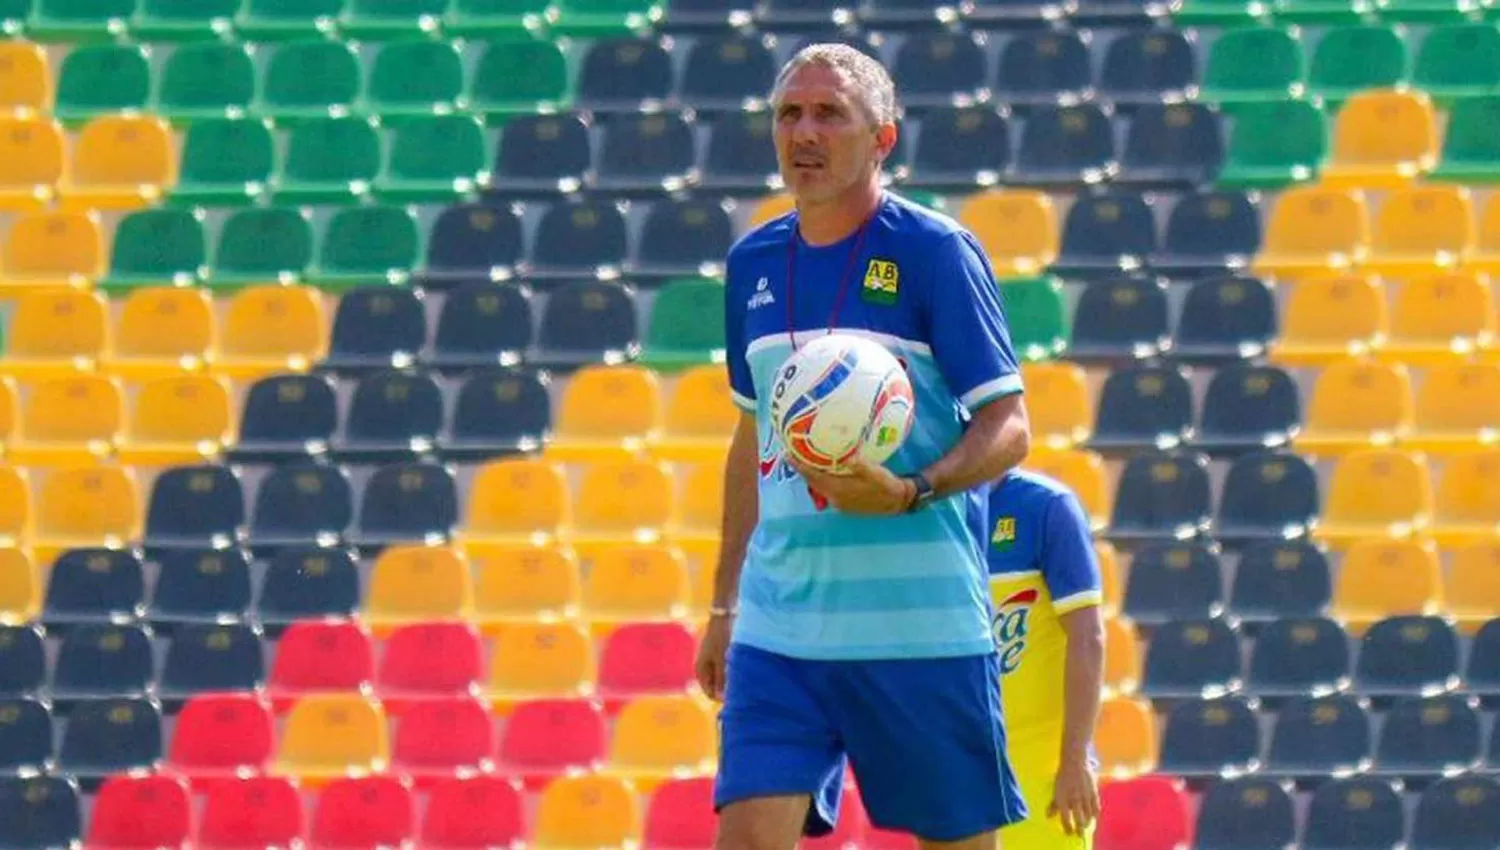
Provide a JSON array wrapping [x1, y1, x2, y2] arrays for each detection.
[[712, 642, 1028, 842]]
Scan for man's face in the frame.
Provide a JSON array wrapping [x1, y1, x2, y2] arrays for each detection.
[[772, 63, 889, 206]]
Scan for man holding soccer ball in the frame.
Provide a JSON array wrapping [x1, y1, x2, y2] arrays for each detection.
[[696, 43, 1035, 849]]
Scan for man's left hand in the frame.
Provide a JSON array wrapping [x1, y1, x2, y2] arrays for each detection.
[[789, 456, 914, 515], [1049, 756, 1101, 837]]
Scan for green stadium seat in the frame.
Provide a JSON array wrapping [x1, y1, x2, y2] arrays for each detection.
[[1381, 0, 1480, 22], [1174, 0, 1270, 25], [0, 0, 26, 34], [102, 208, 208, 294], [1200, 28, 1307, 108], [156, 43, 257, 124], [1273, 0, 1371, 23], [172, 117, 275, 207], [1413, 23, 1500, 104], [211, 207, 315, 289], [340, 0, 446, 37], [998, 276, 1069, 362], [235, 0, 346, 40], [53, 44, 150, 128], [258, 40, 362, 124], [27, 0, 132, 41], [1432, 95, 1500, 182], [442, 0, 554, 38], [640, 278, 725, 370], [1218, 99, 1327, 189], [309, 206, 419, 291], [552, 0, 660, 35], [362, 40, 464, 123], [375, 114, 488, 202], [1308, 25, 1410, 107], [274, 117, 381, 205], [131, 0, 238, 40], [470, 39, 571, 126]]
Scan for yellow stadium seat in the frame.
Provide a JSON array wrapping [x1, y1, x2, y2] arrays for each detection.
[[657, 365, 737, 465], [1447, 541, 1500, 635], [671, 462, 722, 572], [217, 285, 328, 381], [958, 190, 1059, 276], [0, 465, 30, 547], [10, 375, 124, 466], [549, 365, 663, 463], [1269, 275, 1388, 366], [533, 774, 641, 850], [0, 290, 108, 382], [689, 560, 717, 625], [1365, 185, 1474, 277], [1103, 616, 1139, 696], [1466, 191, 1500, 276], [0, 548, 37, 625], [1331, 538, 1443, 634], [1380, 273, 1496, 366], [606, 695, 716, 792], [106, 287, 217, 380], [0, 116, 63, 211], [485, 621, 596, 709], [275, 693, 390, 785], [1095, 696, 1157, 779], [1410, 363, 1500, 455], [59, 115, 175, 212], [472, 543, 582, 634], [1097, 541, 1122, 616], [1295, 359, 1413, 457], [1432, 450, 1500, 547], [1020, 361, 1092, 448], [1021, 448, 1110, 531], [1253, 186, 1370, 279], [1320, 90, 1438, 189], [363, 544, 474, 635], [118, 375, 232, 467], [748, 193, 794, 228], [583, 543, 691, 635], [460, 457, 571, 551], [572, 458, 675, 555], [0, 43, 50, 116], [1315, 449, 1433, 548], [1, 210, 102, 293], [33, 464, 139, 562], [0, 381, 14, 456]]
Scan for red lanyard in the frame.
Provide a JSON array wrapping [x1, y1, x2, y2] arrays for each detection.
[[784, 215, 872, 352]]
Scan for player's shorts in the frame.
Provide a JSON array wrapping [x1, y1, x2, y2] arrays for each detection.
[[712, 642, 1028, 842], [999, 745, 1094, 850]]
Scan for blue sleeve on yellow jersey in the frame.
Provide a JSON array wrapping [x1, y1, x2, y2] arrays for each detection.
[[723, 250, 756, 411], [923, 232, 1024, 413], [1040, 490, 1103, 615]]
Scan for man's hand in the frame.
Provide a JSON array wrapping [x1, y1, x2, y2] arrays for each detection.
[[695, 614, 733, 701], [1049, 755, 1100, 837], [787, 456, 914, 516]]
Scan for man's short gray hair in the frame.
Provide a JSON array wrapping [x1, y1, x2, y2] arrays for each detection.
[[771, 43, 898, 126]]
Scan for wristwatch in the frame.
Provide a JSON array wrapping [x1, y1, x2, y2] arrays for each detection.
[[903, 473, 936, 513]]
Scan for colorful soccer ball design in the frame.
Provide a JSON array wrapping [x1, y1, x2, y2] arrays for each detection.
[[767, 334, 916, 475]]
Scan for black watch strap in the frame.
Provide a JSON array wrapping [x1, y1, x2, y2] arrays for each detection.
[[904, 473, 935, 513]]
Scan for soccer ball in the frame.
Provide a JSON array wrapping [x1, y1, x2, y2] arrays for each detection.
[[767, 333, 916, 474]]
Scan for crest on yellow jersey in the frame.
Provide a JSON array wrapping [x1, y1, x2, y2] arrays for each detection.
[[862, 259, 900, 305]]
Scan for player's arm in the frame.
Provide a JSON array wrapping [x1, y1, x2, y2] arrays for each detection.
[[919, 393, 1028, 500]]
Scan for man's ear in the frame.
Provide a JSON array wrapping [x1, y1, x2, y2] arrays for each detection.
[[874, 123, 898, 160]]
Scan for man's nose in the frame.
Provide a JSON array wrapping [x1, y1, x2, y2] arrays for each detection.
[[790, 114, 821, 144]]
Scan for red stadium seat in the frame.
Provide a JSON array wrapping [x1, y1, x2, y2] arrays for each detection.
[[598, 621, 698, 711], [391, 696, 495, 785], [421, 776, 527, 850], [165, 693, 275, 788], [1096, 776, 1192, 850], [645, 777, 717, 850], [496, 697, 607, 789], [88, 773, 192, 850], [309, 776, 416, 850], [267, 619, 376, 712], [376, 621, 484, 713], [199, 777, 306, 850]]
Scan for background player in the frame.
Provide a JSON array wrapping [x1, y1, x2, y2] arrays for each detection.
[[987, 470, 1106, 848], [695, 44, 1033, 850]]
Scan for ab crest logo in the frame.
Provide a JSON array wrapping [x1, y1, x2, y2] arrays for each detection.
[[861, 259, 900, 306], [992, 587, 1036, 674]]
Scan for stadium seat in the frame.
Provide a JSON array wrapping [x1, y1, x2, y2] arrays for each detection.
[[421, 776, 527, 848], [310, 205, 419, 291], [256, 547, 360, 628], [444, 368, 550, 459], [1196, 363, 1301, 455], [341, 0, 445, 39], [230, 374, 339, 464], [701, 112, 780, 193], [0, 697, 54, 776], [165, 693, 274, 786], [1333, 539, 1443, 632], [121, 376, 234, 466], [1270, 275, 1388, 366], [902, 106, 1009, 194], [488, 620, 596, 710], [130, 0, 235, 40], [142, 464, 243, 552], [1066, 277, 1170, 362], [461, 457, 570, 549], [0, 41, 51, 115], [998, 276, 1070, 362], [1229, 540, 1332, 622], [1308, 24, 1410, 107], [86, 774, 191, 850], [1316, 449, 1433, 547], [640, 278, 727, 371], [51, 622, 153, 704], [247, 464, 352, 553], [1, 210, 103, 290], [101, 206, 207, 292], [573, 459, 675, 554], [58, 697, 162, 784], [53, 44, 148, 127], [550, 364, 662, 462], [1255, 185, 1369, 277], [375, 114, 487, 203], [1054, 195, 1159, 282], [534, 774, 642, 850], [1412, 775, 1500, 850], [1321, 89, 1438, 188], [576, 37, 673, 112], [894, 31, 988, 109], [1201, 26, 1305, 106], [266, 619, 375, 707], [0, 549, 37, 625], [0, 289, 108, 382], [1354, 615, 1460, 698], [0, 625, 44, 697], [364, 544, 474, 634], [584, 543, 690, 632], [0, 776, 80, 850], [155, 44, 254, 125], [1433, 94, 1500, 183], [1095, 696, 1158, 777], [960, 191, 1060, 276], [1264, 695, 1371, 781], [257, 40, 359, 124], [1217, 99, 1328, 189], [210, 207, 313, 289], [309, 776, 416, 848], [1159, 697, 1262, 779], [1374, 694, 1481, 779], [1296, 359, 1413, 456], [217, 285, 328, 380], [607, 694, 715, 791], [351, 460, 457, 552], [1122, 542, 1224, 624], [678, 35, 775, 113], [275, 693, 389, 783], [595, 112, 697, 197], [633, 203, 734, 281], [34, 467, 141, 561], [59, 115, 175, 213], [535, 282, 638, 365], [198, 777, 305, 850], [496, 698, 606, 787], [377, 621, 484, 706], [334, 369, 443, 462], [1433, 450, 1500, 546], [146, 545, 253, 625], [1094, 776, 1191, 850], [1018, 362, 1092, 449], [1386, 274, 1496, 366], [471, 543, 582, 632], [1247, 615, 1349, 698], [24, 0, 126, 40], [273, 116, 379, 207], [598, 621, 696, 706], [992, 30, 1090, 108], [1366, 185, 1474, 276], [1090, 365, 1194, 452], [1303, 777, 1406, 850], [158, 622, 265, 700], [0, 466, 26, 549], [0, 116, 63, 211], [106, 287, 216, 381], [422, 204, 523, 285], [1447, 542, 1500, 634], [1140, 617, 1242, 698], [645, 777, 717, 850], [41, 547, 143, 628], [1118, 103, 1225, 188], [428, 284, 533, 373], [391, 695, 494, 782], [1011, 104, 1117, 186], [530, 202, 631, 280], [1022, 448, 1111, 531], [0, 380, 15, 455], [1413, 23, 1500, 102], [470, 39, 572, 125], [1103, 615, 1140, 694]]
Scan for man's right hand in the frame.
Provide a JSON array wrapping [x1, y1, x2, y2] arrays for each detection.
[[695, 614, 733, 701]]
